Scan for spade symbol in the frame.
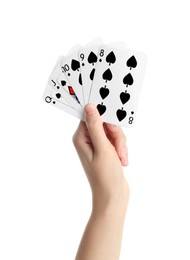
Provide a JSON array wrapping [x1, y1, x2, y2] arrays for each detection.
[[61, 80, 66, 86], [90, 68, 95, 81], [106, 51, 116, 65], [71, 59, 80, 71], [120, 91, 130, 104], [56, 93, 61, 99], [88, 52, 97, 66], [79, 73, 82, 85], [97, 103, 106, 115], [102, 68, 112, 82], [99, 87, 109, 99], [116, 108, 127, 121], [127, 56, 137, 69], [123, 73, 133, 86]]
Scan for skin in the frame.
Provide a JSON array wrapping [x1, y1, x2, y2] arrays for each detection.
[[73, 104, 130, 260]]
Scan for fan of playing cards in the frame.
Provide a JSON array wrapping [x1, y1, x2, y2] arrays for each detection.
[[43, 39, 147, 127]]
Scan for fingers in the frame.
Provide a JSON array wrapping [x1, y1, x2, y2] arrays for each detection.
[[72, 121, 86, 145], [84, 104, 109, 153], [72, 121, 94, 161], [104, 123, 128, 166], [74, 106, 128, 166]]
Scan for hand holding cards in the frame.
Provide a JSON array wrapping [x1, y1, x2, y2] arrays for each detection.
[[43, 39, 147, 127]]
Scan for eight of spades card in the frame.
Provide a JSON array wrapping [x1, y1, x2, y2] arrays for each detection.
[[89, 45, 147, 127]]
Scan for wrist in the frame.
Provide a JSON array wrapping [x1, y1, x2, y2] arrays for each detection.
[[92, 190, 129, 217]]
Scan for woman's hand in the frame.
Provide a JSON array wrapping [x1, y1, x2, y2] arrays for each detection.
[[73, 104, 129, 210], [73, 104, 130, 260]]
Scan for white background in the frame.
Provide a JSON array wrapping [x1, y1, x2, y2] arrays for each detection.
[[0, 0, 190, 259]]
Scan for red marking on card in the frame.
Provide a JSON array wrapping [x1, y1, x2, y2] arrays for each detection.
[[68, 86, 75, 95]]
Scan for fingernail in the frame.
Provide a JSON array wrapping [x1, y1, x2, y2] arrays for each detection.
[[121, 147, 127, 158], [85, 104, 95, 116]]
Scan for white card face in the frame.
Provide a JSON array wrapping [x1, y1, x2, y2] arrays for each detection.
[[56, 72, 81, 107], [49, 78, 83, 114], [48, 62, 82, 112], [61, 49, 85, 107], [43, 84, 82, 120], [79, 44, 101, 105], [89, 46, 147, 127]]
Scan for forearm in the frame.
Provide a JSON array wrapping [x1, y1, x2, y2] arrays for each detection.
[[75, 198, 128, 260]]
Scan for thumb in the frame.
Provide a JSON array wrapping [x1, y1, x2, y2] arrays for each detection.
[[84, 104, 109, 152]]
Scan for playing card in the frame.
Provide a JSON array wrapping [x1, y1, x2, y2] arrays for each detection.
[[43, 84, 82, 119], [48, 78, 83, 114], [48, 59, 82, 112], [43, 39, 147, 128], [61, 48, 85, 107], [78, 44, 101, 105], [56, 72, 81, 106], [89, 45, 147, 127]]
